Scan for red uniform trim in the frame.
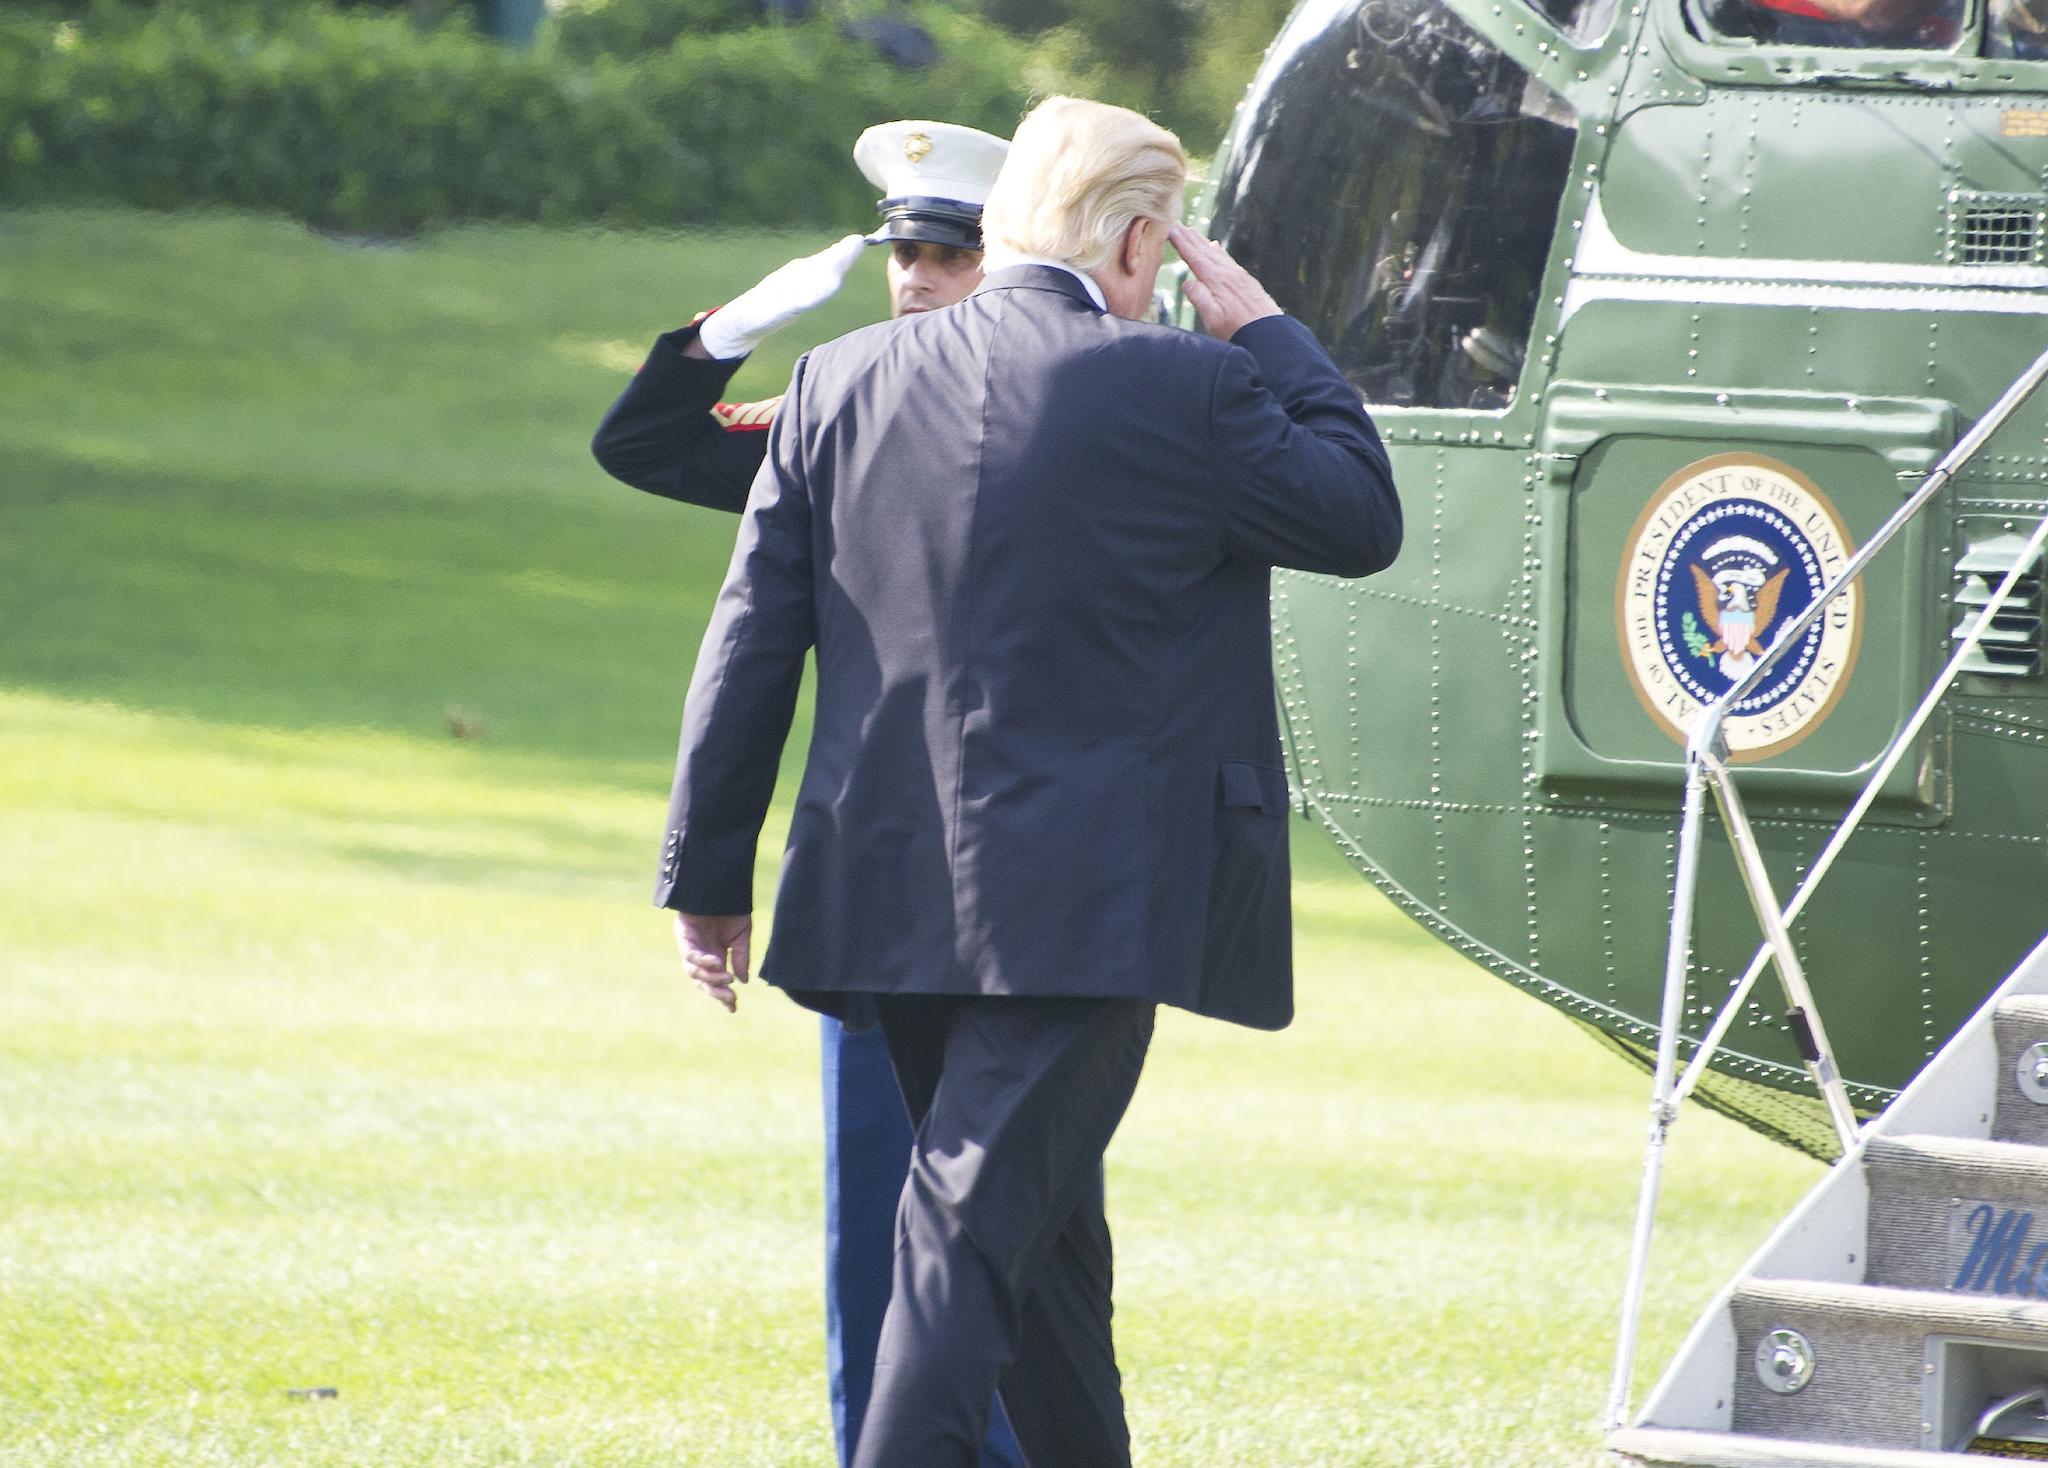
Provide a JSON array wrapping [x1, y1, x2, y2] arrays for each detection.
[[711, 396, 782, 433], [1749, 0, 1836, 19]]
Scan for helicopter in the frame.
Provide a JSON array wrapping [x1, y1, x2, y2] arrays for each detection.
[[1189, 0, 2048, 1456], [1194, 0, 2048, 1154]]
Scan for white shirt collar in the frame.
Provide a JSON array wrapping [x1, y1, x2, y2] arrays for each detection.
[[980, 248, 1107, 311]]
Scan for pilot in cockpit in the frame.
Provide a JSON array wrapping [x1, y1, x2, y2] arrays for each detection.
[[1718, 0, 2047, 53], [1718, 0, 1960, 47]]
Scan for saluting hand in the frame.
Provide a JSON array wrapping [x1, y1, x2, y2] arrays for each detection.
[[675, 911, 752, 1013], [1170, 225, 1284, 342], [695, 233, 868, 361]]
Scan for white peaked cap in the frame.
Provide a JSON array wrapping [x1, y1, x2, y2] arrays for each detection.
[[853, 120, 1010, 209]]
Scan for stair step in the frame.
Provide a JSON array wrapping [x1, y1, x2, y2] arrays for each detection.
[[1738, 1275, 2048, 1342], [1869, 1133, 2048, 1186], [1866, 1133, 2048, 1292], [1994, 998, 2048, 1145], [1608, 1425, 1979, 1467], [1997, 997, 2048, 1027], [1731, 1278, 2048, 1448]]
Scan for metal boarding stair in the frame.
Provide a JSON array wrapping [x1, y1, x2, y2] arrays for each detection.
[[1612, 936, 2048, 1465]]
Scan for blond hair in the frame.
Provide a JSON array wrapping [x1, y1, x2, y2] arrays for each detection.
[[981, 97, 1187, 274]]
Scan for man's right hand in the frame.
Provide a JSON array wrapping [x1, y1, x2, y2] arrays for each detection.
[[693, 234, 867, 361], [675, 911, 752, 1013], [1170, 225, 1284, 342]]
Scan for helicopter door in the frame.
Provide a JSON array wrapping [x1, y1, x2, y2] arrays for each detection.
[[1199, 0, 1596, 835], [1531, 386, 1954, 818]]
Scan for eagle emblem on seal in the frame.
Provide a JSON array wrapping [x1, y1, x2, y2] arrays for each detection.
[[1687, 538, 1791, 681]]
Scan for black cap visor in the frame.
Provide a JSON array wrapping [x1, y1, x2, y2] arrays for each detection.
[[870, 196, 984, 250]]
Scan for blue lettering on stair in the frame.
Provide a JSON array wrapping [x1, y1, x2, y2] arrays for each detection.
[[1955, 1204, 2039, 1295]]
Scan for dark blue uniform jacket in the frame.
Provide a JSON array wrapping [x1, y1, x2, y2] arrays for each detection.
[[591, 317, 776, 513], [657, 265, 1400, 1031]]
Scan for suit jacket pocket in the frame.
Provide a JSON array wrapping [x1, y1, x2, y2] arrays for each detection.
[[1201, 759, 1292, 1020], [1218, 760, 1289, 817]]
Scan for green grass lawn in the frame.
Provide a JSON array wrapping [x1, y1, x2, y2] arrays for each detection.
[[0, 207, 1822, 1467]]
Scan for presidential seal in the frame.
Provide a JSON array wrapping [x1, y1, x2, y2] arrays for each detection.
[[1616, 453, 1861, 760]]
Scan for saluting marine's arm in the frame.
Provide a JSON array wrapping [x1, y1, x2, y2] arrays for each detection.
[[591, 313, 780, 515], [589, 236, 865, 514]]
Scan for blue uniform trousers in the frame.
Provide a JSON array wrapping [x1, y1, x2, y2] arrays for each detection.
[[821, 1016, 1025, 1468]]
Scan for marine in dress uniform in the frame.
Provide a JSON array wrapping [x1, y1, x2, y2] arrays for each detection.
[[590, 122, 1023, 1468]]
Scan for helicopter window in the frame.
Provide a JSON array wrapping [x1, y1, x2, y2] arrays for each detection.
[[1990, 0, 2048, 54], [1523, 0, 1621, 42], [1693, 0, 1966, 47], [1206, 0, 1577, 412]]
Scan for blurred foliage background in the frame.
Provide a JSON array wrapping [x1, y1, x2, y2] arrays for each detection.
[[0, 0, 1297, 235]]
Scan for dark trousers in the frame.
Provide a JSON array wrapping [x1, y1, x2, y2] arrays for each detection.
[[852, 995, 1157, 1468], [820, 1017, 1026, 1468]]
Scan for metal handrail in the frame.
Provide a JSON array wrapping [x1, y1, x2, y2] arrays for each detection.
[[1603, 342, 2048, 1433]]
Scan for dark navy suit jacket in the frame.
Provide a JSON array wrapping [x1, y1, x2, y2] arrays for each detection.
[[656, 265, 1399, 1030]]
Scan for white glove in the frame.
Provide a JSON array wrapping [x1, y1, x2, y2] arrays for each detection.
[[696, 234, 867, 361]]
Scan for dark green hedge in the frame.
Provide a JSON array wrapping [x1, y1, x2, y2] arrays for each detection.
[[0, 4, 1035, 233], [548, 0, 764, 63]]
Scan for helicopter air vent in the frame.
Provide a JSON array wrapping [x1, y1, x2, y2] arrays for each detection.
[[1949, 193, 2047, 267], [1952, 533, 2044, 679]]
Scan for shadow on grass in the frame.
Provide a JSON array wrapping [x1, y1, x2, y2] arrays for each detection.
[[317, 829, 650, 893]]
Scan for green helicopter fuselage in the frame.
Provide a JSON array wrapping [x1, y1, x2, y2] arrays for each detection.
[[1201, 0, 2048, 1154]]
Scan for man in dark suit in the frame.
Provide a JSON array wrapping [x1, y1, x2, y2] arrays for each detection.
[[658, 96, 1401, 1467]]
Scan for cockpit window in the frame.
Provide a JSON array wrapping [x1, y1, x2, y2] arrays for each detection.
[[1989, 0, 2048, 54], [1524, 0, 1621, 43], [1692, 0, 1965, 47], [1205, 0, 1577, 412]]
